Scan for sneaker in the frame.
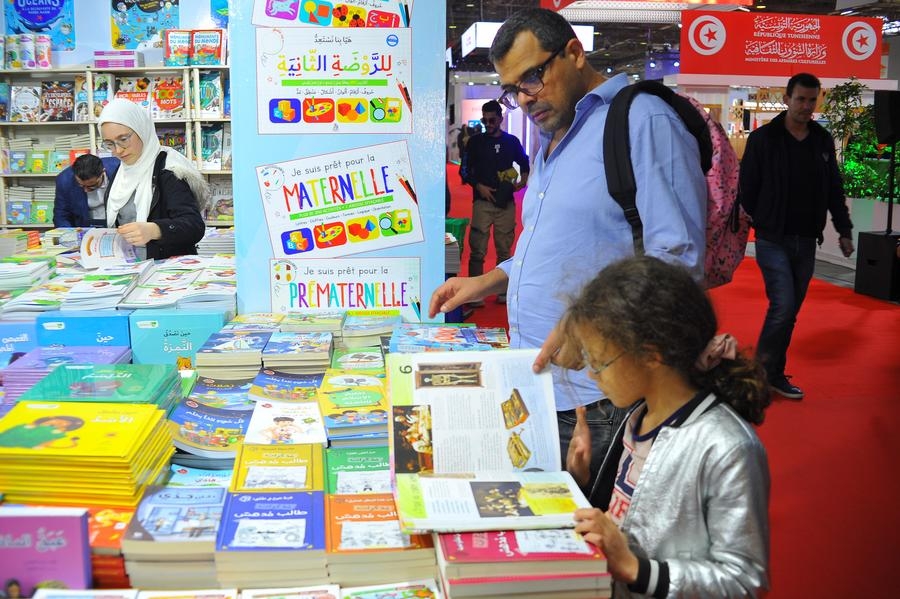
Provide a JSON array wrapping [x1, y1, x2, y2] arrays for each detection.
[[770, 376, 804, 400], [496, 293, 507, 304]]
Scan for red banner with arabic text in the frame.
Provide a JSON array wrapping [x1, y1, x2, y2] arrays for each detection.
[[680, 11, 883, 79], [540, 0, 750, 8]]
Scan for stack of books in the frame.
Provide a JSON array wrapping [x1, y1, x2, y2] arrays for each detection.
[[434, 530, 611, 598], [330, 345, 385, 372], [175, 256, 237, 316], [243, 399, 328, 446], [280, 309, 345, 338], [340, 310, 403, 348], [1, 273, 84, 320], [389, 323, 509, 353], [248, 368, 325, 403], [167, 394, 254, 466], [224, 312, 284, 331], [121, 482, 228, 589], [2, 345, 132, 404], [316, 368, 389, 448], [196, 229, 235, 255], [87, 505, 135, 589], [0, 255, 53, 291], [194, 329, 273, 378], [61, 261, 154, 311], [262, 331, 333, 374], [0, 401, 174, 507], [18, 363, 183, 415]]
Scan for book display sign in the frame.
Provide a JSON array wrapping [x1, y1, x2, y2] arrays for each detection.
[[110, 0, 180, 50], [255, 27, 412, 134], [252, 0, 413, 29], [270, 257, 421, 322], [256, 141, 421, 258], [4, 0, 76, 50]]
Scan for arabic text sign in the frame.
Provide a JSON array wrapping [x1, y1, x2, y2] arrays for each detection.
[[256, 27, 412, 134], [256, 141, 422, 259], [680, 11, 882, 79], [271, 257, 422, 322], [252, 0, 412, 28]]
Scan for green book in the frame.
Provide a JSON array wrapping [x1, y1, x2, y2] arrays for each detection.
[[324, 445, 391, 495], [329, 345, 384, 371]]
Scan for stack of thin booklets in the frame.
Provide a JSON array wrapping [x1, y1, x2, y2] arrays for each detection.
[[121, 480, 228, 589], [280, 309, 345, 342], [248, 368, 325, 403], [61, 260, 154, 311], [196, 229, 235, 255], [86, 505, 135, 589], [1, 345, 132, 404], [0, 271, 82, 320], [317, 367, 389, 448], [262, 331, 333, 374], [389, 323, 509, 353], [434, 530, 610, 598], [340, 309, 403, 348], [18, 363, 183, 415], [0, 401, 174, 507], [175, 256, 237, 316], [330, 345, 385, 372], [0, 255, 54, 291], [224, 311, 283, 331], [194, 329, 273, 378]]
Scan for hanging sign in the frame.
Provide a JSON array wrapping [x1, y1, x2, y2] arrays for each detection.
[[110, 0, 180, 50], [680, 11, 883, 79], [539, 0, 750, 9], [252, 0, 412, 28], [5, 0, 75, 51]]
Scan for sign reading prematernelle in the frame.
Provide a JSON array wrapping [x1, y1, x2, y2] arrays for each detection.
[[270, 257, 421, 322], [680, 11, 883, 79], [255, 141, 422, 259]]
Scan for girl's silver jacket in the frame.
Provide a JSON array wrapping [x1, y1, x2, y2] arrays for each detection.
[[588, 394, 770, 598]]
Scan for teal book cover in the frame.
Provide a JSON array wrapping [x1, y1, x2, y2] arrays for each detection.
[[129, 309, 226, 369], [18, 363, 179, 406], [36, 310, 132, 347]]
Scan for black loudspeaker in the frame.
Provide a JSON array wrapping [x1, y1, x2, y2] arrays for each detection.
[[854, 231, 900, 301], [874, 90, 900, 145]]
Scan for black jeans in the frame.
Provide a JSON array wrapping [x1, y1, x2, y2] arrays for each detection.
[[557, 399, 628, 492]]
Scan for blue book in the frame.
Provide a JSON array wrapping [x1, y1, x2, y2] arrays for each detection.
[[129, 309, 226, 369], [190, 375, 255, 411], [248, 368, 324, 402], [215, 490, 325, 553], [36, 310, 132, 347], [168, 396, 253, 459], [0, 320, 37, 363]]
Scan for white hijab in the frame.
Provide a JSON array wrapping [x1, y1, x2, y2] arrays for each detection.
[[97, 98, 198, 226]]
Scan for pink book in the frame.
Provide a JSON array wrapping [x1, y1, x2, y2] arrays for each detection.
[[0, 506, 91, 596], [437, 529, 607, 579]]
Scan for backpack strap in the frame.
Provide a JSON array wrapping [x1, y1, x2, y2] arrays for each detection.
[[603, 80, 714, 255]]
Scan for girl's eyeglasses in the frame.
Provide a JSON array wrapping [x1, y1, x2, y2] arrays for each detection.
[[581, 349, 625, 376]]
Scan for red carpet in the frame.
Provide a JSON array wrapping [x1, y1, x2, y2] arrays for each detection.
[[447, 162, 900, 596]]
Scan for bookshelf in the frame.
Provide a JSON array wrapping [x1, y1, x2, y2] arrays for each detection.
[[0, 66, 232, 228]]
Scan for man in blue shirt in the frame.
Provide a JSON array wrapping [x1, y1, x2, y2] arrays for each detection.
[[53, 154, 120, 227], [429, 8, 706, 480]]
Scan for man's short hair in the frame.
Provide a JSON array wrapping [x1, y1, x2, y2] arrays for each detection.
[[490, 8, 576, 64], [72, 154, 104, 181], [786, 73, 821, 97], [482, 100, 503, 116]]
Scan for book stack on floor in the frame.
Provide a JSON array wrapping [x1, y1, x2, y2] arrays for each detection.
[[1, 345, 132, 405], [120, 481, 228, 589], [87, 505, 135, 588], [0, 506, 92, 596], [340, 309, 403, 348], [317, 367, 389, 448], [435, 529, 610, 598], [0, 401, 174, 508], [18, 363, 183, 416], [194, 328, 273, 378], [262, 331, 333, 374]]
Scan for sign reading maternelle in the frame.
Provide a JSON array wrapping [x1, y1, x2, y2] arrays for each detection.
[[680, 11, 883, 79]]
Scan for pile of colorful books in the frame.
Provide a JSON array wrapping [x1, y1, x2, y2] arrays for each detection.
[[194, 328, 273, 379], [261, 331, 333, 374]]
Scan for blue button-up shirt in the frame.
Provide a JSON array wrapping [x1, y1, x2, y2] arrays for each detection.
[[497, 74, 707, 410]]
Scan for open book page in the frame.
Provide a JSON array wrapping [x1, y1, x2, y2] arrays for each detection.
[[79, 228, 137, 269]]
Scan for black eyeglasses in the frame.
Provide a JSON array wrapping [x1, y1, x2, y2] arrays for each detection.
[[497, 43, 568, 110]]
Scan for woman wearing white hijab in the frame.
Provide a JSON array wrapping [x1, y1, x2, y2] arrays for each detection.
[[97, 98, 206, 259]]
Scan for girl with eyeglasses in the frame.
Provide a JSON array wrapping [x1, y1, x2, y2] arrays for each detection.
[[564, 256, 771, 598], [97, 98, 206, 259]]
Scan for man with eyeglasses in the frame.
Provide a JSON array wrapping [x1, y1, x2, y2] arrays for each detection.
[[430, 8, 706, 483], [460, 100, 530, 306], [53, 153, 120, 227]]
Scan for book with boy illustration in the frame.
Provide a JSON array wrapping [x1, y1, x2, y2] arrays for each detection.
[[230, 442, 324, 493], [242, 399, 327, 446], [385, 348, 591, 533]]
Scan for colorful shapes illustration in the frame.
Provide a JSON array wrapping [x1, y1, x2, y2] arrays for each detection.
[[267, 0, 301, 20], [302, 98, 335, 122], [299, 0, 332, 24], [378, 209, 413, 237], [347, 216, 380, 243], [368, 10, 401, 28], [269, 98, 302, 123], [273, 260, 296, 283], [336, 99, 368, 123], [281, 228, 315, 255], [313, 222, 347, 248], [370, 97, 403, 123]]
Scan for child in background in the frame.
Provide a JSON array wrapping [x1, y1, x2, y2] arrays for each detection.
[[565, 256, 771, 598]]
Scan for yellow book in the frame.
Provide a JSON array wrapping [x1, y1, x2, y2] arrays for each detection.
[[230, 443, 325, 493], [316, 368, 389, 438]]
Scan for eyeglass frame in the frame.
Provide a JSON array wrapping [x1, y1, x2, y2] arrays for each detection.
[[581, 348, 625, 376], [75, 171, 106, 192], [100, 131, 136, 152], [480, 115, 502, 125], [497, 42, 569, 110]]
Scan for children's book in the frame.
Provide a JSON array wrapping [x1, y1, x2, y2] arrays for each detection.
[[436, 529, 606, 579], [330, 345, 384, 371], [91, 73, 115, 119], [222, 121, 232, 168], [248, 368, 324, 403], [200, 122, 223, 170], [27, 148, 50, 173], [18, 363, 179, 409], [386, 348, 591, 533], [33, 591, 138, 599], [0, 81, 10, 121], [196, 70, 223, 118], [325, 493, 432, 556], [73, 74, 90, 121], [341, 310, 403, 348], [36, 308, 134, 347], [207, 179, 233, 220], [239, 587, 340, 599], [6, 200, 31, 224], [86, 505, 134, 556], [189, 374, 255, 410], [150, 75, 186, 120], [325, 445, 391, 495], [78, 228, 137, 269], [121, 484, 226, 559], [215, 491, 325, 553], [279, 309, 345, 333], [339, 580, 442, 599], [129, 309, 226, 369], [262, 331, 332, 360], [243, 399, 328, 446], [316, 368, 388, 438], [163, 29, 191, 66], [10, 84, 41, 121], [196, 330, 272, 366], [168, 397, 253, 459], [190, 29, 227, 65], [0, 506, 92, 597], [135, 592, 237, 599], [167, 463, 233, 488], [114, 76, 151, 114], [230, 442, 324, 492], [389, 323, 509, 353], [157, 125, 187, 154], [40, 80, 75, 121]]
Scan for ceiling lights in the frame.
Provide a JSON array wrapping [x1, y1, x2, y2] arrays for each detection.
[[559, 1, 744, 24]]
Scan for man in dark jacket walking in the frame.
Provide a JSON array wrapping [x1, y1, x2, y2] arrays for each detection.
[[739, 72, 854, 400]]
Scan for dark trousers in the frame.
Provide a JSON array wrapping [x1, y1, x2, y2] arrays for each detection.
[[754, 236, 817, 381], [557, 399, 628, 492]]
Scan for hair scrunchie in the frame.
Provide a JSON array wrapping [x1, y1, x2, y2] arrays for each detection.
[[695, 333, 738, 372]]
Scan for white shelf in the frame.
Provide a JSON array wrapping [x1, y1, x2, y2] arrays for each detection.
[[200, 169, 232, 176], [0, 120, 91, 126], [1, 172, 60, 178]]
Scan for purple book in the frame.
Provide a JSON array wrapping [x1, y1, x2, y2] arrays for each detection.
[[5, 346, 131, 372], [0, 506, 92, 596]]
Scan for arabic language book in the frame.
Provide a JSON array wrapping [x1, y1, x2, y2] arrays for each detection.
[[325, 493, 433, 557], [167, 463, 233, 488], [324, 445, 391, 495], [243, 400, 328, 446], [230, 442, 324, 493], [215, 491, 326, 553], [316, 368, 388, 438], [167, 396, 252, 459], [129, 308, 227, 369], [248, 368, 324, 403], [189, 374, 255, 411], [339, 580, 442, 599], [36, 309, 133, 347]]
